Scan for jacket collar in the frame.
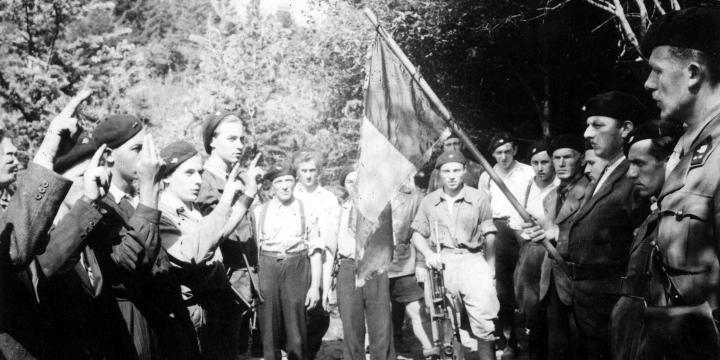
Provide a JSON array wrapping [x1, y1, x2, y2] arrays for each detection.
[[573, 159, 629, 222]]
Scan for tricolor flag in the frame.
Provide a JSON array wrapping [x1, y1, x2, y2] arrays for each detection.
[[355, 34, 448, 285]]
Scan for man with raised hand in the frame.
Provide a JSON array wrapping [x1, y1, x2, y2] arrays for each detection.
[[0, 90, 90, 359]]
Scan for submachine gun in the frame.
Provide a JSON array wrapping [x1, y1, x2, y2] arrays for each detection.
[[427, 222, 464, 360]]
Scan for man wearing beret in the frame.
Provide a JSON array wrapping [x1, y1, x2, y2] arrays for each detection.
[[84, 114, 190, 360], [412, 150, 499, 359], [427, 134, 485, 192], [529, 92, 650, 360], [527, 134, 588, 360], [252, 163, 324, 360], [0, 132, 20, 212], [0, 92, 99, 359], [640, 6, 720, 359], [514, 140, 559, 360], [608, 122, 683, 360], [197, 111, 260, 355], [478, 131, 534, 356]]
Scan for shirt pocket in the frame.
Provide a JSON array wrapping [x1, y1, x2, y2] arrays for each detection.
[[658, 192, 713, 271]]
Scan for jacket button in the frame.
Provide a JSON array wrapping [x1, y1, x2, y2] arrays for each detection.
[[38, 187, 46, 194], [41, 181, 49, 188], [35, 194, 43, 200]]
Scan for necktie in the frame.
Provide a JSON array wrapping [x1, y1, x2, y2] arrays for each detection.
[[592, 165, 609, 196]]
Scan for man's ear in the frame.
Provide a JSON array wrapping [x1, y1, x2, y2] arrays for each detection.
[[687, 62, 704, 92], [620, 121, 634, 139]]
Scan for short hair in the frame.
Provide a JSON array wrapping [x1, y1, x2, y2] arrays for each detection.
[[646, 136, 678, 161], [292, 150, 323, 170], [667, 46, 720, 85]]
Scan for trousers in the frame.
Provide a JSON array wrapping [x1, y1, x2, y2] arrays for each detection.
[[336, 259, 395, 360], [258, 254, 311, 360]]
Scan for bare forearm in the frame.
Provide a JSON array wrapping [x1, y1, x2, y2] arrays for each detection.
[[321, 249, 334, 292], [0, 333, 35, 360], [411, 232, 433, 260], [484, 234, 496, 271], [310, 251, 322, 290]]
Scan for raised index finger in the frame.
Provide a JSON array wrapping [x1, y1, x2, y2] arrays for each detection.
[[227, 162, 242, 181], [59, 89, 93, 118], [90, 144, 108, 167], [249, 152, 262, 168]]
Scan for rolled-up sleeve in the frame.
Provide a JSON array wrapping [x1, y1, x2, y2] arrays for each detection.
[[306, 212, 324, 255], [410, 199, 431, 239], [477, 194, 497, 235], [125, 204, 161, 270]]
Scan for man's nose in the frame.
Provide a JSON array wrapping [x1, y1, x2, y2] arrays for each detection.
[[583, 126, 594, 140]]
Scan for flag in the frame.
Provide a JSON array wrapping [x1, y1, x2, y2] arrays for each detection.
[[355, 34, 448, 285]]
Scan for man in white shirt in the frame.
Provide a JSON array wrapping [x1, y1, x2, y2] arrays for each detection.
[[514, 140, 559, 358], [478, 132, 535, 357], [292, 150, 340, 359], [254, 163, 323, 360]]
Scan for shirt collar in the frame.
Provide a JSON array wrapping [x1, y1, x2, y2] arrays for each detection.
[[680, 105, 720, 155], [109, 184, 134, 204], [605, 155, 625, 176], [203, 160, 228, 181], [434, 186, 470, 206], [159, 191, 199, 219]]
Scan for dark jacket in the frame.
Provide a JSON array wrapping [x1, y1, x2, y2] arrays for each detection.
[[539, 175, 590, 304], [0, 163, 72, 360]]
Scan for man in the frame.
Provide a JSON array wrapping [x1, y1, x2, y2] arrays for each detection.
[[609, 122, 679, 360], [88, 114, 199, 360], [513, 140, 559, 360], [197, 111, 259, 356], [478, 131, 535, 356], [253, 163, 323, 360], [583, 146, 607, 182], [427, 134, 484, 191], [0, 135, 19, 211], [293, 150, 339, 357], [0, 92, 91, 359], [323, 168, 395, 360], [531, 92, 649, 360], [527, 134, 587, 360], [412, 150, 499, 360], [639, 7, 720, 358]]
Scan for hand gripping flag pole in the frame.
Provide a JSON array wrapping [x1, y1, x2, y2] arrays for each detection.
[[363, 8, 571, 277]]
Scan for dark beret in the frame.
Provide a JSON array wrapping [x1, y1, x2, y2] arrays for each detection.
[[202, 111, 241, 154], [488, 131, 515, 152], [160, 140, 199, 177], [435, 150, 467, 169], [527, 139, 548, 159], [92, 114, 143, 149], [54, 130, 98, 174], [413, 170, 430, 190], [641, 7, 720, 58], [548, 134, 586, 156], [264, 162, 295, 182], [582, 91, 646, 125], [623, 121, 680, 156]]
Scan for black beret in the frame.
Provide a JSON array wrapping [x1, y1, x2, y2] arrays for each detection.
[[548, 134, 586, 156], [93, 114, 143, 149], [582, 91, 646, 125], [623, 121, 680, 156], [202, 111, 242, 154], [54, 130, 98, 174], [527, 139, 548, 159], [413, 170, 430, 189], [435, 150, 467, 169], [641, 7, 720, 58], [264, 162, 295, 182], [488, 131, 515, 152], [160, 140, 199, 177]]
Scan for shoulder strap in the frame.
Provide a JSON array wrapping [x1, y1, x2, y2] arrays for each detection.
[[297, 199, 306, 238], [258, 201, 271, 240]]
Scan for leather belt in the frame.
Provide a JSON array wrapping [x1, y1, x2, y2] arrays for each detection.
[[260, 249, 308, 259], [567, 261, 626, 280]]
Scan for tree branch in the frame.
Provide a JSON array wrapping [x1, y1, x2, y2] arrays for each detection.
[[611, 0, 643, 57], [652, 0, 666, 15], [585, 0, 616, 15], [634, 0, 649, 36]]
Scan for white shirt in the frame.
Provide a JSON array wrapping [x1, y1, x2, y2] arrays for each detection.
[[109, 184, 139, 207], [294, 184, 340, 251], [525, 177, 560, 221], [593, 155, 625, 196], [478, 161, 535, 229]]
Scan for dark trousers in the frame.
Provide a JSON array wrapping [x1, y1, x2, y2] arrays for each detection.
[[336, 259, 395, 360], [258, 254, 311, 360], [494, 219, 520, 347], [545, 280, 576, 360], [195, 290, 242, 360]]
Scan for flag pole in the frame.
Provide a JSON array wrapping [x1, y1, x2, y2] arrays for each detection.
[[363, 8, 570, 275]]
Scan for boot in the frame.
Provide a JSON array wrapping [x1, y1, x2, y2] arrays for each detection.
[[477, 339, 497, 360]]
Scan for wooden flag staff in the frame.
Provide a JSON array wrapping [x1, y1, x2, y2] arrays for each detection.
[[363, 8, 570, 276]]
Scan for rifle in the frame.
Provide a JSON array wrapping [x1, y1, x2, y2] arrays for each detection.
[[426, 221, 463, 360]]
